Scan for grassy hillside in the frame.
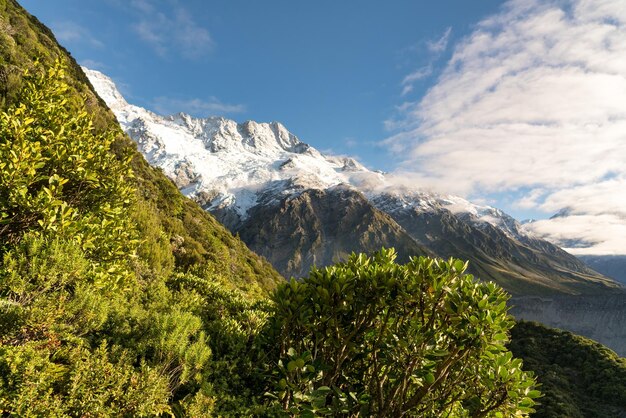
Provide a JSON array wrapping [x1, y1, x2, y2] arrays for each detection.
[[0, 1, 286, 413], [0, 0, 283, 297], [510, 321, 626, 417]]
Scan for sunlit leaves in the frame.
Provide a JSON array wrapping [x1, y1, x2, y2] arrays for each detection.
[[266, 249, 539, 417], [0, 61, 137, 288]]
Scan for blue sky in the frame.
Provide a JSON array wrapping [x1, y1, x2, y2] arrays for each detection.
[[18, 0, 626, 254], [21, 0, 502, 171]]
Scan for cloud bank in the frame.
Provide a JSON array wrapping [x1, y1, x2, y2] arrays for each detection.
[[386, 0, 626, 255]]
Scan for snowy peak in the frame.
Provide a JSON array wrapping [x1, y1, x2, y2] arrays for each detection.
[[83, 67, 376, 220], [240, 120, 304, 153], [84, 68, 310, 158], [440, 195, 533, 242], [82, 66, 532, 242], [82, 67, 131, 117], [165, 113, 309, 156], [368, 190, 533, 243]]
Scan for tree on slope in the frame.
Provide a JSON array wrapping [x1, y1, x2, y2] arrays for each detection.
[[266, 249, 540, 417]]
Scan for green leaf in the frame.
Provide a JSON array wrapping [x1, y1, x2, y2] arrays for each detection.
[[424, 373, 435, 384]]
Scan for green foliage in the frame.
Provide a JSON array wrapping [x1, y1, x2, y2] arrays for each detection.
[[265, 249, 539, 417], [0, 50, 287, 417], [0, 233, 171, 416], [509, 321, 626, 418], [0, 62, 137, 289], [165, 272, 274, 415], [0, 228, 264, 416], [0, 341, 171, 417], [0, 234, 100, 345]]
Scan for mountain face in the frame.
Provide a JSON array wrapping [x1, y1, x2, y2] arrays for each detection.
[[510, 294, 626, 357], [85, 68, 622, 296], [370, 193, 614, 295], [236, 186, 428, 277]]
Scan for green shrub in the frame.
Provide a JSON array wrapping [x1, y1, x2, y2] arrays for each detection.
[[510, 321, 626, 417], [0, 341, 171, 417], [0, 61, 136, 289], [265, 249, 539, 417]]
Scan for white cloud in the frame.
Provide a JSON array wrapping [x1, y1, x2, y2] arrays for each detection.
[[523, 177, 626, 255], [52, 21, 103, 48], [152, 96, 245, 116], [528, 214, 626, 255], [131, 0, 213, 59], [401, 66, 432, 96], [385, 0, 626, 254], [426, 27, 452, 53], [400, 28, 452, 96]]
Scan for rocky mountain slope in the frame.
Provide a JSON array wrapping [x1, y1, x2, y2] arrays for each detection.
[[237, 186, 428, 277], [84, 68, 622, 296], [369, 192, 614, 295]]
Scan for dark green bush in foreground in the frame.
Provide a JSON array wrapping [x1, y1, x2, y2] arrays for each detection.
[[264, 249, 538, 417]]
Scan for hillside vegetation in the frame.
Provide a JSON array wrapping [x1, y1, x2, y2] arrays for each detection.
[[510, 321, 626, 418], [0, 0, 283, 297]]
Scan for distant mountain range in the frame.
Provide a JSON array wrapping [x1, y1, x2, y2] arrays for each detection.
[[577, 255, 626, 286], [85, 68, 622, 296]]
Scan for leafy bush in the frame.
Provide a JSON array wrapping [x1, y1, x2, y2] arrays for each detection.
[[264, 249, 539, 417], [0, 62, 136, 289], [0, 341, 171, 417]]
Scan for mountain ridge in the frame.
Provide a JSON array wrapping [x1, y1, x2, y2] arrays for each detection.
[[84, 67, 622, 296]]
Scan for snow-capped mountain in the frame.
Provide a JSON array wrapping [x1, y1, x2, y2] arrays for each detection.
[[84, 68, 535, 233], [86, 67, 382, 227], [85, 67, 621, 295], [369, 190, 533, 243]]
